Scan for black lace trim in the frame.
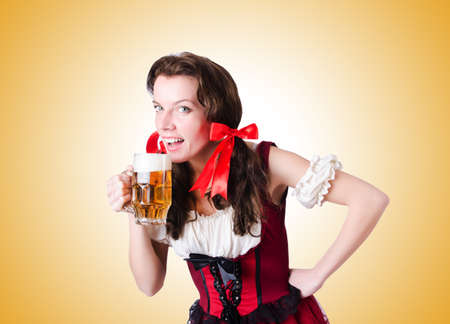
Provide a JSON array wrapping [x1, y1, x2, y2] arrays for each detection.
[[187, 284, 301, 324]]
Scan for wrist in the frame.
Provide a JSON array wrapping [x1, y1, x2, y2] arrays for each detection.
[[125, 208, 141, 226], [312, 266, 328, 284]]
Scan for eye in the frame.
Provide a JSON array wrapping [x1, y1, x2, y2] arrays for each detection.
[[153, 105, 163, 112], [178, 106, 191, 113]]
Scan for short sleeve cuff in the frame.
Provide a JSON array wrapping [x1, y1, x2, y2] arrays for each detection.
[[291, 154, 343, 208], [145, 224, 171, 245]]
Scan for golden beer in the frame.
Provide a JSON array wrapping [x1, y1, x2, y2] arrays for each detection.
[[131, 153, 172, 225]]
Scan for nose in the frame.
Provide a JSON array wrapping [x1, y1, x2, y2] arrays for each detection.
[[157, 109, 175, 131]]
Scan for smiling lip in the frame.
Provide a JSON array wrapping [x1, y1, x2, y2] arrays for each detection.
[[166, 141, 183, 152], [162, 137, 184, 152]]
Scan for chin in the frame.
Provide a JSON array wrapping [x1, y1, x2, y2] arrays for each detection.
[[166, 152, 189, 164], [170, 157, 188, 164]]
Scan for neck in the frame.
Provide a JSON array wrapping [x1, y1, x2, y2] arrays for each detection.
[[189, 141, 220, 179]]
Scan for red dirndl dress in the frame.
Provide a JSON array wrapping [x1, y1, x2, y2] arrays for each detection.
[[185, 141, 330, 324]]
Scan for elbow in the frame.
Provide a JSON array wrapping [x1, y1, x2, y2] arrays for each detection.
[[129, 258, 167, 297], [140, 288, 158, 297], [352, 190, 390, 210], [131, 267, 166, 297], [139, 280, 164, 297], [369, 191, 390, 213], [377, 192, 390, 208], [137, 272, 165, 297]]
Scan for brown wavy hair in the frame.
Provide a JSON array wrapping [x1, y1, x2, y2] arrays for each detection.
[[146, 52, 269, 240]]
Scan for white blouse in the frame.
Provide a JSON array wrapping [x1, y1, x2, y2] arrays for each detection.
[[145, 206, 262, 259], [145, 149, 342, 258]]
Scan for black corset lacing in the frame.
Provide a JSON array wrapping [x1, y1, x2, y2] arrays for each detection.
[[186, 253, 242, 323], [186, 253, 303, 324]]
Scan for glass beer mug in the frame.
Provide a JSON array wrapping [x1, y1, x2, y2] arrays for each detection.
[[131, 153, 172, 225]]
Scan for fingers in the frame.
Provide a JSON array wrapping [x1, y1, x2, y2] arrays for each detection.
[[111, 193, 132, 212], [123, 164, 134, 177], [108, 187, 131, 204], [106, 166, 134, 212], [107, 173, 131, 186], [107, 174, 131, 195]]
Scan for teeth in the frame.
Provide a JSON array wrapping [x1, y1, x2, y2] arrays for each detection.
[[165, 138, 184, 144]]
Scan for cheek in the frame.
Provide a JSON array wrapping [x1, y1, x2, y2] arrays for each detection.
[[154, 114, 163, 130], [198, 122, 211, 142], [185, 117, 210, 140], [200, 121, 210, 134]]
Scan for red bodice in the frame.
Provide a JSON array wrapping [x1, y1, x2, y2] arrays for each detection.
[[185, 141, 330, 324]]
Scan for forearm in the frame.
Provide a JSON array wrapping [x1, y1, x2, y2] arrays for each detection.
[[128, 213, 166, 296], [313, 195, 389, 283]]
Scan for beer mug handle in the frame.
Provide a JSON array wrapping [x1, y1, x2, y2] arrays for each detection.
[[123, 202, 141, 224], [122, 202, 135, 214], [121, 168, 140, 224]]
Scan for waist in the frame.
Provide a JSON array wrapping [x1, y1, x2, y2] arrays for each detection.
[[188, 284, 301, 324], [186, 249, 290, 320]]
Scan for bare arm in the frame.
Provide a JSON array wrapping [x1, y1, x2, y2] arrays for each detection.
[[312, 191, 388, 282], [310, 168, 389, 282], [107, 165, 169, 297], [128, 213, 169, 296], [268, 146, 390, 283]]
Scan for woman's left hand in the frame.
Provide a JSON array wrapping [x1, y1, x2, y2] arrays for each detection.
[[288, 268, 325, 298]]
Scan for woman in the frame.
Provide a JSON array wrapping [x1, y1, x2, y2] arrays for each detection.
[[106, 52, 390, 323]]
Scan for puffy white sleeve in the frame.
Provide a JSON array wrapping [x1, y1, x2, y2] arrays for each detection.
[[291, 154, 343, 208], [145, 224, 171, 246]]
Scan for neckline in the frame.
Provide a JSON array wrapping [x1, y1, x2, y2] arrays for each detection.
[[188, 205, 233, 218], [187, 141, 261, 218]]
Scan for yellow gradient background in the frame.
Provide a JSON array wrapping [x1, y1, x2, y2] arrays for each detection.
[[1, 1, 449, 323]]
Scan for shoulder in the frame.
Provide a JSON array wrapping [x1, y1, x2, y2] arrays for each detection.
[[242, 140, 310, 188], [267, 145, 311, 188]]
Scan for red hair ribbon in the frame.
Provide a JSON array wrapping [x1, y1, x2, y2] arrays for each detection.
[[146, 131, 167, 153], [189, 122, 258, 200]]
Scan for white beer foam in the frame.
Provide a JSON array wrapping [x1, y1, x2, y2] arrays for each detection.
[[133, 153, 172, 172]]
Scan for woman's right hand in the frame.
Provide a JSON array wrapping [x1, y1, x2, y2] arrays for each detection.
[[107, 164, 133, 212]]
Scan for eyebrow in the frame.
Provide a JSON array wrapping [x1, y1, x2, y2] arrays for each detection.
[[152, 99, 195, 105]]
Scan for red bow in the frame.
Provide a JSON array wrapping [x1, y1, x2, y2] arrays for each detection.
[[146, 131, 167, 154], [189, 122, 258, 200]]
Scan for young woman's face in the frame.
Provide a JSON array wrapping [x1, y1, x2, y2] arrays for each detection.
[[153, 74, 212, 163]]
